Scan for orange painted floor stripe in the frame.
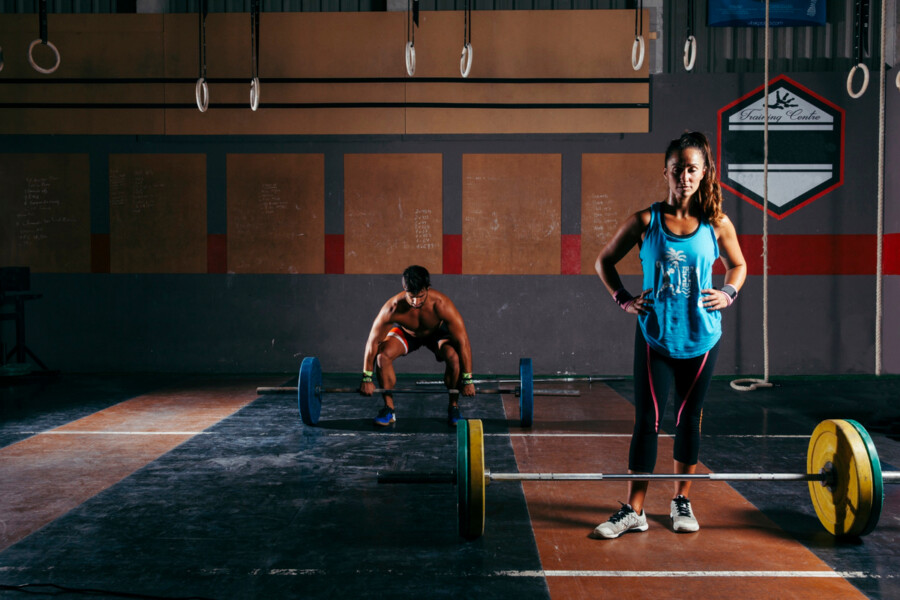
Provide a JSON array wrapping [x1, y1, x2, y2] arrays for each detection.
[[0, 378, 259, 552], [502, 383, 868, 599]]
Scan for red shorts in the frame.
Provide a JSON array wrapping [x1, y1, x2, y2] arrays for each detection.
[[387, 325, 451, 357]]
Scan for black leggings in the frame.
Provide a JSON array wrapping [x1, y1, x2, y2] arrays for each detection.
[[628, 326, 720, 473]]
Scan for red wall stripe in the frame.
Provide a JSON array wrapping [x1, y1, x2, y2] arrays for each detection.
[[443, 234, 462, 275], [325, 234, 345, 274], [561, 234, 581, 275], [90, 234, 110, 274], [712, 234, 899, 276], [207, 234, 227, 274]]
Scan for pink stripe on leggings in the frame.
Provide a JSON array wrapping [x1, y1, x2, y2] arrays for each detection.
[[646, 343, 661, 432], [676, 350, 710, 427]]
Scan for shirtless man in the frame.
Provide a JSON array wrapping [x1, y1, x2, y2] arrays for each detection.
[[361, 265, 476, 427]]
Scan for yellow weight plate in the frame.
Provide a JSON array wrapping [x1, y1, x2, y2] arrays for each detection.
[[465, 418, 486, 539], [807, 419, 874, 537]]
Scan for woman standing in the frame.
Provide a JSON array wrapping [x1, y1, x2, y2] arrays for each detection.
[[592, 131, 747, 539]]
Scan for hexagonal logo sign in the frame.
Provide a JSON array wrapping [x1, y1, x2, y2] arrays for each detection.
[[717, 75, 844, 219]]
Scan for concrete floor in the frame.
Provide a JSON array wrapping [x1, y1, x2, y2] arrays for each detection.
[[1, 372, 898, 599]]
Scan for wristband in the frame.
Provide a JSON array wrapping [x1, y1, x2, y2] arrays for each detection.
[[362, 370, 373, 383], [612, 288, 636, 312], [462, 372, 474, 385], [720, 284, 738, 307]]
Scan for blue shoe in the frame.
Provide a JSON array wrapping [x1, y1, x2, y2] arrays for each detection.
[[447, 405, 461, 427], [374, 406, 396, 426]]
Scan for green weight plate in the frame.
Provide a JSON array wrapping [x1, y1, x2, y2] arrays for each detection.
[[298, 356, 322, 426], [845, 419, 884, 536], [519, 358, 534, 428], [457, 419, 469, 538]]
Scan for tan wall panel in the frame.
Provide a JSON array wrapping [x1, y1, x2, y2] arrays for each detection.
[[0, 109, 165, 135], [163, 81, 405, 106], [164, 107, 406, 135], [259, 13, 404, 78], [406, 82, 649, 105], [226, 154, 325, 274], [0, 84, 165, 105], [0, 15, 165, 79], [462, 154, 561, 275], [414, 10, 647, 79], [407, 108, 648, 135], [581, 153, 667, 275], [0, 154, 91, 273], [344, 154, 443, 275], [109, 154, 207, 274]]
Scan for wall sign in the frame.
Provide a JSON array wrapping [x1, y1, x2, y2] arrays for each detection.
[[717, 75, 844, 219], [708, 0, 826, 27]]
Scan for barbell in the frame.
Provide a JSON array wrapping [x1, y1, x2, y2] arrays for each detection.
[[378, 418, 898, 540], [256, 357, 578, 427]]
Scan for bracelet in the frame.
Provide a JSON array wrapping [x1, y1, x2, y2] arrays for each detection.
[[720, 284, 738, 307], [612, 288, 636, 312]]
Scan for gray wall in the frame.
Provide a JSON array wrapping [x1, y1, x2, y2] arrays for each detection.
[[5, 72, 898, 376]]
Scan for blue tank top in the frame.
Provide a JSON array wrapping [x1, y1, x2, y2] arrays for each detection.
[[638, 202, 721, 359]]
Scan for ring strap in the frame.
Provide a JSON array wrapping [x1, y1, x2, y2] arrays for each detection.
[[39, 0, 48, 45], [251, 0, 260, 80], [198, 0, 208, 79]]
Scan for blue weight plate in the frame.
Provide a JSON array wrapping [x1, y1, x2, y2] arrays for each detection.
[[519, 358, 533, 427], [298, 356, 322, 426]]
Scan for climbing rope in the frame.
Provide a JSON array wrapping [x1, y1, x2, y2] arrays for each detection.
[[731, 0, 773, 392], [875, 0, 885, 374]]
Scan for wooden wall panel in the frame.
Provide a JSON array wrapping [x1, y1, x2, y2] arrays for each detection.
[[108, 154, 207, 274], [580, 153, 667, 275], [413, 10, 646, 79], [0, 11, 648, 135], [226, 154, 325, 274], [0, 154, 91, 273], [344, 154, 443, 275], [462, 154, 561, 275]]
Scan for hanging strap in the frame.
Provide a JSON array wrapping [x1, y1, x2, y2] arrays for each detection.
[[195, 0, 209, 112], [460, 0, 473, 78], [631, 0, 645, 71], [847, 0, 870, 98], [683, 0, 697, 71], [28, 0, 60, 74], [250, 0, 261, 110]]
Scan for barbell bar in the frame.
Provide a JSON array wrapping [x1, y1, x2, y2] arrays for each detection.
[[257, 357, 576, 427], [377, 418, 897, 540]]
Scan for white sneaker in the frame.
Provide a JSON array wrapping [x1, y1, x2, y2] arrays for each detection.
[[670, 495, 700, 532], [590, 503, 648, 539]]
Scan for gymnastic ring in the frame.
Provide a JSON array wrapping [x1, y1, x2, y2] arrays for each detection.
[[683, 35, 696, 72], [631, 35, 645, 71], [28, 38, 60, 75], [250, 76, 260, 111], [846, 63, 869, 99], [460, 42, 473, 78], [405, 41, 416, 77], [195, 77, 209, 113]]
